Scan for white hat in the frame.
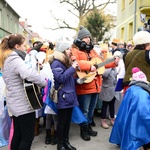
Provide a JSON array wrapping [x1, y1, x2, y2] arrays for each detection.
[[57, 42, 71, 53], [113, 51, 122, 58], [133, 31, 150, 45]]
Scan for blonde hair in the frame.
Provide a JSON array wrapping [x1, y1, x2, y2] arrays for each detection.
[[0, 34, 25, 68]]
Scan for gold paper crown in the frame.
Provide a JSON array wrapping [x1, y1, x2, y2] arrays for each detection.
[[31, 37, 41, 44], [112, 38, 120, 44], [127, 40, 133, 45]]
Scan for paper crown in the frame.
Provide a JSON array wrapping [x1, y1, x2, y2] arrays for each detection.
[[111, 38, 120, 46]]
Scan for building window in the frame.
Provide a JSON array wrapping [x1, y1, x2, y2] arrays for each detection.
[[129, 0, 133, 4], [6, 14, 9, 30], [121, 27, 124, 39], [129, 22, 133, 40], [0, 9, 2, 27], [121, 0, 125, 11]]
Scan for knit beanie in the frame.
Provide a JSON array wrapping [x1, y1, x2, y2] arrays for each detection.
[[132, 67, 147, 82], [77, 26, 91, 40], [57, 42, 71, 53], [133, 31, 150, 45]]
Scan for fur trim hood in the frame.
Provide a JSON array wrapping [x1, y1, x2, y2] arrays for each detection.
[[48, 51, 66, 64]]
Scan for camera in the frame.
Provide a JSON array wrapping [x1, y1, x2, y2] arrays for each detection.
[[144, 18, 150, 30]]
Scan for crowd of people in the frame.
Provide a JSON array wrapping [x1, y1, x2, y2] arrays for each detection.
[[0, 26, 150, 150]]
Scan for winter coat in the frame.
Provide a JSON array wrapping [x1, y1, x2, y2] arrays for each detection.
[[123, 49, 150, 86], [2, 51, 46, 117], [51, 51, 79, 109], [99, 68, 120, 102], [71, 45, 117, 95]]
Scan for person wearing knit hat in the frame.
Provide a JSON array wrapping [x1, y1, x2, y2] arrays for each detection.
[[51, 39, 79, 150], [71, 25, 118, 141], [131, 67, 148, 83], [110, 66, 150, 150], [77, 26, 91, 40], [57, 42, 71, 53], [122, 30, 150, 93]]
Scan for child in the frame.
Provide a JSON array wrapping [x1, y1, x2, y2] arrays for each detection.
[[109, 67, 150, 150], [99, 67, 120, 129], [51, 42, 79, 150]]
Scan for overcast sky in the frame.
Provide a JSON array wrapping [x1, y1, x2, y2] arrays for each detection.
[[6, 0, 73, 41], [6, 0, 117, 42]]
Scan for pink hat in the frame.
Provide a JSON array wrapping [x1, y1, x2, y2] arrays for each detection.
[[132, 67, 147, 82]]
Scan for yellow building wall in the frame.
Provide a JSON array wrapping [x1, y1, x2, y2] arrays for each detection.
[[116, 0, 150, 42]]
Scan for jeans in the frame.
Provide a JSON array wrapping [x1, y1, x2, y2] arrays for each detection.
[[11, 112, 35, 150], [78, 93, 98, 125]]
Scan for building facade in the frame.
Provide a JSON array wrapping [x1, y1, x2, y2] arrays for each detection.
[[116, 0, 150, 42], [0, 0, 20, 39]]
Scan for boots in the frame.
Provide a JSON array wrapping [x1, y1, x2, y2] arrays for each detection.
[[110, 118, 115, 126], [90, 116, 96, 127], [45, 129, 51, 144], [88, 124, 98, 136], [101, 119, 109, 129], [57, 141, 67, 150], [51, 130, 57, 145], [35, 118, 40, 136], [64, 138, 76, 150], [80, 125, 91, 141]]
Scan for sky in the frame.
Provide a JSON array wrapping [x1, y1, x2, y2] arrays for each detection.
[[6, 0, 117, 42]]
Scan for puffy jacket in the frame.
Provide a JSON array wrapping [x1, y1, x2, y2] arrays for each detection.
[[2, 51, 46, 117], [51, 51, 79, 109], [71, 45, 117, 95]]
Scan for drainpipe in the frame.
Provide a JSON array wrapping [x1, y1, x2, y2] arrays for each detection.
[[134, 0, 137, 34]]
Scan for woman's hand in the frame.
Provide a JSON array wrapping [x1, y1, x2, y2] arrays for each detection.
[[72, 60, 79, 69], [90, 65, 97, 72]]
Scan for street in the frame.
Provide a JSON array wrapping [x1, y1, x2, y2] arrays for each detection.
[[0, 116, 120, 150]]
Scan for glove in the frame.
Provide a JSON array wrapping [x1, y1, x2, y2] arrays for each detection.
[[76, 78, 84, 84]]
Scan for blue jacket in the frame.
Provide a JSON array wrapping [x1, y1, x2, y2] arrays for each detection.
[[51, 59, 79, 109]]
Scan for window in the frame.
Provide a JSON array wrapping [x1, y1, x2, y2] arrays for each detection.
[[6, 14, 9, 30], [0, 9, 2, 27], [129, 0, 133, 4], [121, 27, 125, 40], [121, 0, 125, 11], [129, 22, 133, 40]]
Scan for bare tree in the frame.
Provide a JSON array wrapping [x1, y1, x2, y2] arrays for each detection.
[[48, 0, 116, 32]]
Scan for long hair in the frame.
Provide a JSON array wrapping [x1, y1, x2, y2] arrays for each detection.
[[0, 34, 25, 68], [62, 51, 72, 68]]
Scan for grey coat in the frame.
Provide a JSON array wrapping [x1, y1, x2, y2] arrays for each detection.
[[2, 51, 46, 117], [99, 68, 120, 102]]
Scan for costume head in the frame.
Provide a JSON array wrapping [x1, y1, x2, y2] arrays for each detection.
[[132, 67, 147, 83], [77, 26, 91, 40], [133, 31, 150, 45]]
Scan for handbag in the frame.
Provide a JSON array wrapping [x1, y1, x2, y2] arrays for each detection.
[[50, 85, 63, 103]]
